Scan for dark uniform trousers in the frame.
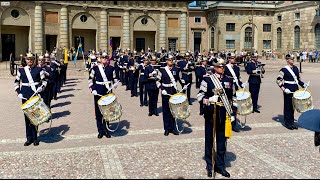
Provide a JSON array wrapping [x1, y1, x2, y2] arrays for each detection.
[[22, 99, 38, 141], [148, 89, 159, 114], [139, 79, 148, 105], [204, 104, 227, 172], [94, 95, 108, 134], [283, 92, 294, 126], [249, 83, 260, 110], [195, 67, 201, 89], [162, 95, 176, 131], [181, 73, 192, 105], [129, 71, 139, 96]]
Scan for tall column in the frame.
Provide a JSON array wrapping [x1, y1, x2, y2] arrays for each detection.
[[180, 12, 187, 54], [100, 8, 108, 51], [159, 10, 166, 49], [0, 26, 2, 60], [122, 9, 130, 49], [60, 5, 69, 49], [34, 3, 43, 54]]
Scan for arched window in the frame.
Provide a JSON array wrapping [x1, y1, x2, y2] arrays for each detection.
[[294, 26, 300, 49], [210, 27, 214, 49], [315, 24, 320, 49], [244, 27, 252, 49], [277, 27, 282, 49]]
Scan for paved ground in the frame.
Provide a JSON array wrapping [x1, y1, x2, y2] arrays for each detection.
[[0, 59, 319, 179]]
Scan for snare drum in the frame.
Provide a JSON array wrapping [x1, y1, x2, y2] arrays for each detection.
[[235, 90, 253, 116], [98, 93, 122, 122], [293, 90, 314, 113], [169, 93, 190, 120], [21, 96, 52, 126]]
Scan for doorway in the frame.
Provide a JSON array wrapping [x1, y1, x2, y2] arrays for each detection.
[[136, 38, 145, 52], [45, 35, 57, 53], [111, 37, 121, 51], [2, 34, 15, 61], [194, 32, 202, 52]]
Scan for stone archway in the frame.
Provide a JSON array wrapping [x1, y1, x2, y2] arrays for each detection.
[[71, 12, 97, 53], [1, 7, 30, 60], [133, 16, 157, 52]]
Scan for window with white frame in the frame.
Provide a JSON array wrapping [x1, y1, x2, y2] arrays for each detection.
[[263, 40, 271, 49], [226, 40, 235, 49], [195, 17, 201, 23]]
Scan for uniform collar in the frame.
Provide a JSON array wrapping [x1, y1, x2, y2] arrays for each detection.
[[215, 73, 223, 79]]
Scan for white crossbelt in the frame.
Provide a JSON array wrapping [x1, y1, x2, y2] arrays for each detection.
[[182, 72, 192, 75], [284, 81, 296, 84], [96, 81, 112, 85], [162, 83, 174, 87], [140, 73, 144, 75]]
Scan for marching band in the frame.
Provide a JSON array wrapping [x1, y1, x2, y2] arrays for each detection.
[[13, 45, 315, 178]]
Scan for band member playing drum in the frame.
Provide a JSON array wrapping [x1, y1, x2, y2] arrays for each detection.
[[14, 52, 47, 146], [197, 58, 234, 178], [276, 54, 306, 130], [224, 53, 245, 132], [158, 54, 182, 136], [88, 52, 118, 139]]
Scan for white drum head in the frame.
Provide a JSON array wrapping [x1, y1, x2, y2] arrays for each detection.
[[170, 95, 187, 104], [23, 96, 40, 109], [99, 95, 116, 105], [236, 91, 250, 100], [294, 91, 311, 100]]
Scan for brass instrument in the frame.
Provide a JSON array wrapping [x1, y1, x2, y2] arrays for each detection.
[[256, 61, 265, 78]]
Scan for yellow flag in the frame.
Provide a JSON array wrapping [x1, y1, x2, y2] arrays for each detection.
[[64, 49, 68, 64], [225, 114, 232, 139]]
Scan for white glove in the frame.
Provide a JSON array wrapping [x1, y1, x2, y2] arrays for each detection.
[[208, 95, 219, 103], [113, 83, 118, 89], [231, 116, 235, 122], [36, 87, 43, 93], [18, 94, 24, 99], [91, 90, 98, 96], [284, 88, 292, 94], [242, 82, 247, 88], [162, 90, 168, 95], [303, 83, 308, 88], [151, 71, 157, 76]]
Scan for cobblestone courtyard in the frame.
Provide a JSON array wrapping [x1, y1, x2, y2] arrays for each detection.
[[0, 59, 319, 179]]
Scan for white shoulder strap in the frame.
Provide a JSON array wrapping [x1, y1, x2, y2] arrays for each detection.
[[164, 66, 177, 90], [226, 64, 240, 89], [284, 65, 299, 85], [98, 65, 111, 91], [24, 66, 37, 92]]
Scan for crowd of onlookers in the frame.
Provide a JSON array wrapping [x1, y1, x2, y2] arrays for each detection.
[[287, 49, 319, 63]]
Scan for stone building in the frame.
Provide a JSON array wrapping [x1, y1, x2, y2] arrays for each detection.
[[0, 1, 188, 61], [188, 1, 320, 57]]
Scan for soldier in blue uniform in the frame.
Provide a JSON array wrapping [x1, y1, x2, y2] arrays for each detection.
[[128, 53, 139, 97], [138, 57, 149, 106], [88, 52, 118, 139], [245, 54, 262, 113], [145, 56, 160, 116], [14, 52, 47, 146], [44, 53, 55, 106], [224, 53, 245, 132], [195, 53, 203, 89], [158, 54, 182, 136], [177, 53, 194, 105], [113, 50, 120, 80], [38, 55, 52, 108], [197, 57, 209, 115], [197, 58, 234, 178], [276, 54, 306, 130], [50, 53, 61, 100]]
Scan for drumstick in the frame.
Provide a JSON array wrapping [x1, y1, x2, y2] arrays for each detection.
[[30, 84, 45, 99], [107, 80, 121, 94], [302, 81, 310, 96], [241, 80, 248, 97]]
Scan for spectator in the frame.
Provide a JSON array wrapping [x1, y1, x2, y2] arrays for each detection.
[[308, 50, 313, 63]]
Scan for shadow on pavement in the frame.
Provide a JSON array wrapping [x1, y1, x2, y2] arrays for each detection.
[[60, 88, 76, 93], [63, 84, 77, 88], [176, 120, 193, 134], [58, 94, 75, 99], [190, 98, 198, 104], [110, 120, 130, 137], [225, 151, 237, 168], [51, 101, 71, 109], [52, 110, 71, 119], [157, 106, 163, 114], [38, 124, 70, 144], [67, 78, 80, 81]]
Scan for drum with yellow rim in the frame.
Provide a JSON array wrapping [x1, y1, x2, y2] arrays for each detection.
[[21, 96, 51, 126], [98, 93, 122, 122], [293, 89, 314, 113], [169, 93, 190, 120], [235, 89, 253, 116]]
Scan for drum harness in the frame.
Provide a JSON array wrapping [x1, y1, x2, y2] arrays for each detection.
[[23, 66, 53, 136]]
